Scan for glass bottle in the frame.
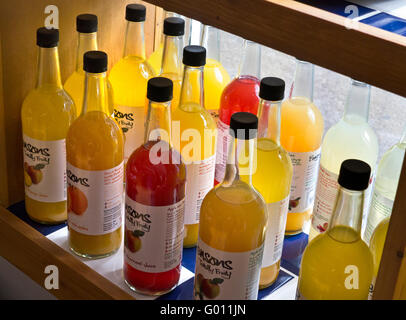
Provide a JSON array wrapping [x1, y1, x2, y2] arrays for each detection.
[[194, 112, 267, 300], [22, 27, 76, 224]]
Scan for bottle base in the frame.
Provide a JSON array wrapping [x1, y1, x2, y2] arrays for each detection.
[[69, 246, 119, 260], [284, 229, 303, 236], [27, 214, 66, 225], [259, 278, 277, 290], [124, 279, 177, 296]]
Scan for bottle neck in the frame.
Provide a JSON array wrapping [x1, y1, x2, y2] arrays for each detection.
[[76, 32, 98, 72], [344, 80, 370, 121], [123, 21, 146, 59], [238, 40, 261, 79], [144, 100, 172, 146], [257, 99, 282, 145], [328, 187, 364, 242], [161, 35, 183, 76], [201, 25, 220, 61], [82, 71, 110, 115], [290, 60, 314, 101], [179, 65, 204, 108], [36, 47, 62, 89]]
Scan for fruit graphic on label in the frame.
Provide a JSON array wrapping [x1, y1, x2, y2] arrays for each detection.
[[194, 275, 223, 299], [67, 185, 88, 215], [125, 229, 144, 253], [289, 197, 301, 211], [25, 163, 45, 185], [24, 171, 32, 187], [316, 222, 329, 233]]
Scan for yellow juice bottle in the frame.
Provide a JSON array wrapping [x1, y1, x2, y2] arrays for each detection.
[[281, 60, 324, 235], [297, 160, 374, 300], [159, 17, 185, 109], [171, 46, 217, 248], [66, 51, 124, 259], [109, 4, 154, 165], [194, 112, 267, 300], [241, 77, 293, 289], [200, 25, 230, 120], [22, 28, 76, 224]]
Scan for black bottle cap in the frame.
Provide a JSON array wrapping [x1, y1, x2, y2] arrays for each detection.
[[83, 51, 107, 73], [37, 27, 59, 48], [260, 77, 285, 101], [164, 17, 185, 36], [183, 45, 206, 67], [147, 77, 173, 102], [77, 14, 98, 33], [229, 112, 258, 140], [338, 159, 371, 191], [125, 4, 146, 22]]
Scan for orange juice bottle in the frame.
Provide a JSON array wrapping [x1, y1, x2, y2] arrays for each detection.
[[194, 112, 267, 300], [67, 51, 124, 258], [21, 28, 76, 224], [109, 4, 154, 165], [281, 60, 324, 235], [159, 17, 185, 109]]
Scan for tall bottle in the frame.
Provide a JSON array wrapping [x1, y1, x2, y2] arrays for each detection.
[[171, 46, 217, 248], [281, 60, 324, 235], [159, 17, 185, 109], [297, 159, 374, 300], [124, 77, 186, 295], [214, 40, 261, 185], [363, 126, 405, 243], [67, 51, 124, 258], [200, 25, 230, 119], [109, 4, 155, 166], [194, 112, 267, 300], [241, 77, 293, 288], [22, 28, 76, 224], [310, 80, 378, 241]]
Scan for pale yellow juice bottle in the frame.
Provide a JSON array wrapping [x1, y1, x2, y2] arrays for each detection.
[[297, 160, 374, 300], [66, 51, 124, 258], [109, 4, 154, 165], [171, 46, 217, 248], [22, 28, 76, 224], [194, 112, 267, 300], [241, 77, 292, 289]]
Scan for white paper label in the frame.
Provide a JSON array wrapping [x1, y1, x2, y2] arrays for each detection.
[[23, 135, 66, 203], [184, 155, 215, 225], [67, 162, 123, 236], [214, 120, 232, 184], [124, 196, 185, 273], [262, 196, 289, 268], [288, 148, 321, 213], [114, 105, 145, 163], [194, 238, 263, 300]]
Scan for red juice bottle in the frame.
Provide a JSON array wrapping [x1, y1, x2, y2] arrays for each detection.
[[214, 40, 261, 185], [124, 77, 186, 295]]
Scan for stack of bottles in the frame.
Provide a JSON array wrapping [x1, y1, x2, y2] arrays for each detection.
[[20, 3, 403, 300]]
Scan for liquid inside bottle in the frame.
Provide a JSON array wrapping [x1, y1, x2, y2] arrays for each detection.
[[22, 27, 76, 224], [194, 112, 267, 300], [281, 60, 324, 235], [310, 80, 378, 241], [124, 77, 186, 295], [297, 159, 374, 300], [67, 51, 124, 259]]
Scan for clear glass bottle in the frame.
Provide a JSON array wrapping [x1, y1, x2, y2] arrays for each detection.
[[297, 159, 374, 300], [194, 112, 267, 300], [22, 27, 76, 224], [310, 80, 378, 241]]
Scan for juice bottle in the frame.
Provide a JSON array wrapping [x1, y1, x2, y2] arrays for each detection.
[[363, 126, 405, 244], [297, 159, 374, 300], [171, 46, 217, 248], [310, 80, 378, 241], [124, 77, 186, 295], [67, 51, 124, 258], [242, 77, 293, 289], [214, 40, 261, 185], [200, 25, 230, 120], [22, 27, 76, 224], [159, 17, 185, 109], [194, 112, 267, 300], [281, 60, 324, 235], [109, 4, 154, 165]]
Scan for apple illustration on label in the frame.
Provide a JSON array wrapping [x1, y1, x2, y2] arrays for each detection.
[[125, 229, 144, 253], [194, 274, 223, 299], [67, 185, 88, 215]]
